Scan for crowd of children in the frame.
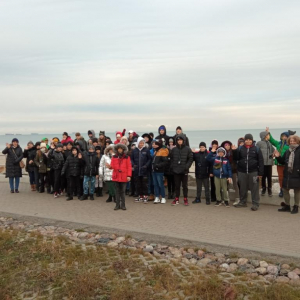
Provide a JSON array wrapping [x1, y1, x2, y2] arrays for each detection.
[[2, 126, 300, 214]]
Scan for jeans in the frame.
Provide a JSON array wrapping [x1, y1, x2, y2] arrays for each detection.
[[114, 182, 127, 208], [83, 175, 96, 195], [28, 171, 35, 185], [148, 171, 154, 195], [152, 172, 165, 198], [9, 177, 20, 191]]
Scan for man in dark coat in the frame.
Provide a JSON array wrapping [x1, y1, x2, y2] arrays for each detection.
[[173, 126, 190, 147], [170, 134, 193, 206], [155, 125, 170, 146]]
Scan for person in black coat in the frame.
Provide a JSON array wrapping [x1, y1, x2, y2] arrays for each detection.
[[275, 135, 300, 214], [193, 142, 211, 205], [170, 134, 193, 206], [2, 138, 23, 193], [155, 125, 170, 146], [173, 126, 190, 147], [80, 145, 99, 201], [131, 137, 151, 202], [61, 146, 83, 201], [23, 141, 37, 191]]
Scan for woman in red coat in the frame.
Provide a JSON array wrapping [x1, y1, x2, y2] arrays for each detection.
[[110, 143, 132, 210]]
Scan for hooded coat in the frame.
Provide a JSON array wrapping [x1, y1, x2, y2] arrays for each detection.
[[269, 132, 289, 166], [2, 145, 23, 178], [74, 136, 87, 152], [152, 147, 170, 173], [99, 145, 114, 181], [61, 151, 82, 177], [193, 149, 210, 179], [206, 148, 232, 179], [131, 137, 152, 177], [87, 129, 96, 139], [23, 146, 37, 173], [170, 135, 193, 174], [34, 151, 48, 174], [220, 140, 237, 173], [256, 131, 275, 166], [82, 151, 99, 176], [155, 125, 170, 146], [61, 136, 74, 145], [111, 144, 132, 182], [173, 128, 190, 147], [48, 148, 64, 170]]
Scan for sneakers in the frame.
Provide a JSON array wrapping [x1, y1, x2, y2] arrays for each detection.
[[66, 197, 73, 201], [278, 205, 291, 212], [135, 196, 144, 203], [80, 194, 88, 201], [161, 198, 166, 204], [234, 202, 247, 208], [291, 205, 299, 214], [251, 205, 258, 211], [54, 192, 58, 198], [261, 187, 266, 196], [143, 196, 148, 204], [172, 198, 179, 206], [268, 188, 272, 197], [192, 198, 201, 204], [224, 201, 230, 208], [233, 198, 240, 205], [184, 198, 189, 206], [90, 194, 94, 201], [214, 201, 222, 206], [154, 197, 161, 204], [10, 190, 14, 193], [15, 189, 19, 193]]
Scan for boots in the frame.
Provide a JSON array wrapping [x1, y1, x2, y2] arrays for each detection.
[[114, 205, 120, 210], [80, 194, 88, 201], [268, 188, 272, 197], [96, 187, 103, 197], [291, 205, 299, 214], [261, 187, 266, 196], [32, 184, 36, 191], [279, 189, 283, 198], [66, 196, 73, 201], [106, 195, 112, 203], [30, 184, 34, 191], [278, 205, 290, 212], [90, 194, 94, 200], [47, 187, 51, 194]]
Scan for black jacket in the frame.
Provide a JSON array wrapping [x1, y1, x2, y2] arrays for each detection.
[[23, 147, 37, 172], [131, 147, 151, 177], [155, 125, 170, 146], [193, 150, 210, 179], [152, 147, 170, 173], [2, 146, 23, 178], [170, 137, 193, 174], [82, 152, 99, 176], [277, 147, 300, 189], [233, 145, 264, 176], [62, 154, 82, 177], [63, 149, 72, 160], [173, 133, 190, 147], [48, 149, 64, 170]]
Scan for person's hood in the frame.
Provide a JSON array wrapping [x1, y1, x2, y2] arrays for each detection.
[[260, 131, 269, 141], [87, 129, 95, 138], [158, 125, 167, 135], [114, 143, 128, 154], [137, 137, 146, 150], [175, 134, 185, 147], [104, 144, 115, 155], [221, 140, 232, 148], [217, 147, 227, 157], [281, 131, 289, 139]]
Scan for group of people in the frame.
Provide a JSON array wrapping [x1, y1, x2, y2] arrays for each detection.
[[2, 126, 300, 214]]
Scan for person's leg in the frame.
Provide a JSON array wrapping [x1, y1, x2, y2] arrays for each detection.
[[237, 172, 248, 205], [83, 176, 89, 195], [232, 173, 239, 200], [203, 178, 210, 202], [9, 177, 14, 191], [157, 173, 165, 198], [248, 172, 260, 208], [174, 174, 181, 198], [210, 176, 216, 201], [15, 177, 20, 191], [262, 166, 267, 189], [152, 173, 160, 198], [214, 177, 222, 202], [114, 182, 121, 209], [135, 176, 142, 196], [120, 182, 127, 209], [294, 189, 300, 206], [182, 174, 188, 198], [277, 166, 284, 188], [220, 178, 229, 201], [143, 176, 148, 196], [54, 170, 61, 194], [167, 175, 172, 196], [39, 174, 45, 192], [34, 167, 40, 192], [196, 178, 202, 199], [90, 176, 96, 194]]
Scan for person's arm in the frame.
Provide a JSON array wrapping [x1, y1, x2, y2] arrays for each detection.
[[145, 150, 152, 168], [34, 153, 39, 167], [61, 157, 69, 175], [257, 149, 264, 176], [14, 149, 23, 163], [206, 151, 214, 163], [227, 160, 232, 178], [186, 136, 190, 147], [127, 156, 132, 178], [275, 151, 286, 165], [232, 148, 239, 161], [186, 148, 193, 169], [2, 147, 9, 155], [269, 133, 279, 148], [99, 156, 104, 178]]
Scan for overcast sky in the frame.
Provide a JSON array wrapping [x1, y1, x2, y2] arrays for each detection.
[[0, 0, 299, 134]]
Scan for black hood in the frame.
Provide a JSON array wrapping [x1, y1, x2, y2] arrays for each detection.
[[158, 125, 167, 135]]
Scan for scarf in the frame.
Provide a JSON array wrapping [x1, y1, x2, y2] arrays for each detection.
[[288, 144, 299, 173]]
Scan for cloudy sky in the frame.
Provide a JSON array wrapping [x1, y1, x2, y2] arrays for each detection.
[[0, 0, 299, 134]]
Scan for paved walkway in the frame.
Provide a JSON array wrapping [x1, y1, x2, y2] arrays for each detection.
[[0, 176, 299, 258]]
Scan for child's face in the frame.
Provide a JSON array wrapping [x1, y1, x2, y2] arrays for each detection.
[[67, 144, 72, 150], [57, 147, 62, 152], [28, 143, 33, 149], [200, 146, 206, 152], [159, 129, 165, 135], [72, 149, 77, 156], [152, 144, 158, 149], [281, 135, 288, 141], [224, 144, 231, 151], [265, 134, 270, 141], [177, 139, 183, 145], [144, 137, 149, 142], [218, 151, 224, 157], [63, 134, 67, 140], [109, 149, 114, 155], [63, 145, 67, 150], [93, 142, 98, 147], [96, 150, 100, 154], [36, 145, 40, 150], [245, 139, 252, 146], [169, 141, 173, 146], [138, 141, 144, 149], [117, 148, 123, 154]]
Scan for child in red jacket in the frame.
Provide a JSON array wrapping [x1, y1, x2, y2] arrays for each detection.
[[110, 143, 132, 210]]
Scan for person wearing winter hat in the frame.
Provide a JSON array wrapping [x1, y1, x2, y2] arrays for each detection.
[[155, 125, 170, 146], [61, 132, 74, 145], [114, 132, 123, 145], [266, 127, 290, 198], [168, 138, 176, 150], [41, 138, 50, 149], [193, 142, 211, 205], [256, 130, 275, 197], [165, 137, 176, 199], [170, 134, 193, 206], [99, 145, 116, 203], [23, 141, 36, 191], [74, 132, 87, 153], [173, 126, 190, 147], [80, 145, 99, 201], [110, 143, 132, 210], [34, 143, 48, 193], [152, 140, 169, 204], [2, 138, 23, 193], [98, 131, 106, 154], [209, 140, 219, 202], [131, 137, 152, 203], [52, 137, 60, 146], [275, 135, 300, 214], [232, 134, 264, 211], [206, 147, 232, 207], [48, 143, 64, 198], [142, 133, 153, 149], [61, 147, 83, 200], [87, 130, 96, 140]]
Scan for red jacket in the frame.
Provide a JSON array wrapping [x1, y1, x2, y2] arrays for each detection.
[[61, 136, 74, 145], [111, 154, 132, 182]]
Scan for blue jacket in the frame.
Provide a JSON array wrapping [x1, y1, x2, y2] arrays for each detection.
[[206, 152, 232, 179], [131, 144, 151, 177]]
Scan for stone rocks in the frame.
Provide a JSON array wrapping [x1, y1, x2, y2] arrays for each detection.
[[190, 258, 197, 265], [228, 263, 238, 272], [107, 241, 118, 248], [281, 264, 290, 270], [267, 266, 278, 275], [78, 232, 89, 238], [237, 258, 249, 266], [115, 236, 125, 244], [259, 261, 268, 268], [255, 267, 267, 275], [276, 276, 290, 283], [197, 250, 205, 258], [220, 263, 229, 271], [280, 269, 289, 276], [97, 237, 110, 244], [144, 245, 154, 253], [288, 272, 300, 280], [197, 258, 212, 267], [292, 268, 300, 275]]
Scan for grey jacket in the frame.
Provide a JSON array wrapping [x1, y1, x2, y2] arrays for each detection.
[[256, 131, 274, 166]]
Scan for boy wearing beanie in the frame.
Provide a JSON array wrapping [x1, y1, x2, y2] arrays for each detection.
[[232, 134, 264, 211], [206, 147, 232, 207], [193, 142, 211, 205]]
